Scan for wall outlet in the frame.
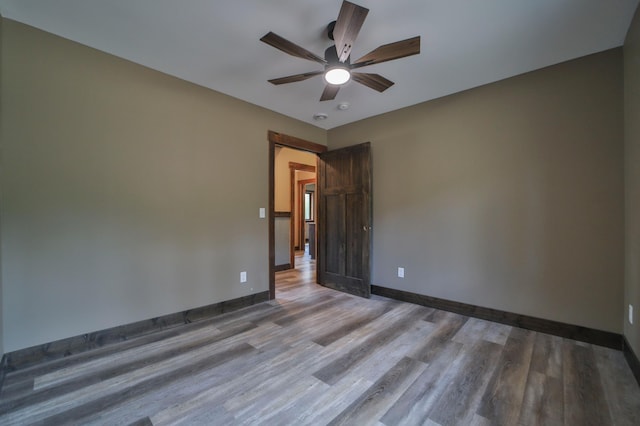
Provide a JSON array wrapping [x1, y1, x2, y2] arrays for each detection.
[[397, 267, 405, 278], [240, 271, 247, 283], [630, 304, 634, 325]]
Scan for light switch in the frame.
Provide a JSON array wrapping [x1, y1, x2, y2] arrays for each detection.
[[259, 208, 266, 219]]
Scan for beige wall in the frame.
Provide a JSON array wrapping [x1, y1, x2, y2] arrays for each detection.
[[328, 49, 624, 333], [625, 6, 640, 356], [0, 16, 630, 354], [274, 147, 316, 212], [0, 20, 326, 352]]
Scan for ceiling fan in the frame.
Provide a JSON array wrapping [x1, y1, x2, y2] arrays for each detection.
[[260, 0, 421, 101]]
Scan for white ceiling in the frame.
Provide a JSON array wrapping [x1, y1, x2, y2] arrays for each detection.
[[1, 1, 638, 130]]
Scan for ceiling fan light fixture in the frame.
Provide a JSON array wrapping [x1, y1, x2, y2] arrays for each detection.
[[324, 67, 351, 85], [260, 1, 420, 102]]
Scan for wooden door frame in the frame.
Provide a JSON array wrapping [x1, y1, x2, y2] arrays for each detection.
[[268, 131, 327, 300], [297, 178, 316, 252], [289, 163, 316, 268]]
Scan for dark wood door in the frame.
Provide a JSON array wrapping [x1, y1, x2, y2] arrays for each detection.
[[317, 142, 372, 298]]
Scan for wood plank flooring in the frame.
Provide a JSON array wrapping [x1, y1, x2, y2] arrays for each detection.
[[1, 252, 639, 425]]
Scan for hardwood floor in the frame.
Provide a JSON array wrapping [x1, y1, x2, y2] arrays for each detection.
[[1, 251, 639, 425]]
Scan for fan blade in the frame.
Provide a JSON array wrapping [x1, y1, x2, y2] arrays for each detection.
[[320, 84, 340, 101], [333, 1, 369, 63], [260, 32, 327, 65], [268, 71, 324, 85], [352, 72, 394, 92], [351, 36, 421, 69]]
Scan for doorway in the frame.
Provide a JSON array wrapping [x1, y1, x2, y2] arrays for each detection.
[[298, 179, 316, 257], [268, 131, 373, 301], [268, 131, 326, 300], [288, 162, 316, 268]]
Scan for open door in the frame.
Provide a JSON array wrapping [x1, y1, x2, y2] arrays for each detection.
[[317, 142, 372, 298]]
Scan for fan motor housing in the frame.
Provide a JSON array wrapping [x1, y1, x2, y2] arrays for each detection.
[[327, 21, 336, 40], [324, 45, 350, 66]]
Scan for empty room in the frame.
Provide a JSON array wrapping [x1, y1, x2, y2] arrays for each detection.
[[1, 1, 640, 424]]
